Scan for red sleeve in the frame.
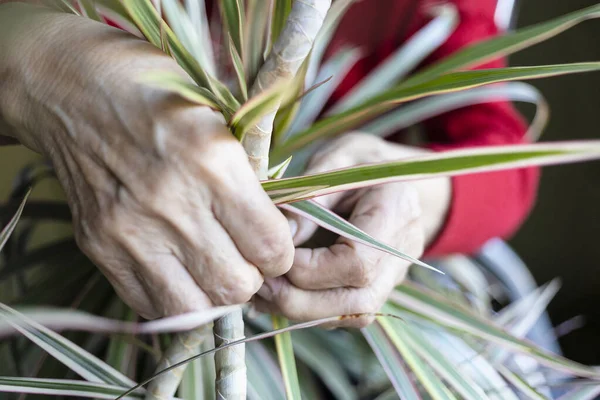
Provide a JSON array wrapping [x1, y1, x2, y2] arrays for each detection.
[[406, 0, 540, 256]]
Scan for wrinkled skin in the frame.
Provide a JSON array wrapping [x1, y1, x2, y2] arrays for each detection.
[[1, 5, 294, 319], [0, 4, 451, 327], [259, 134, 451, 327]]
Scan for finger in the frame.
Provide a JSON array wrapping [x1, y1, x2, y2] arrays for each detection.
[[209, 150, 295, 277], [115, 226, 214, 316], [261, 253, 406, 328], [114, 204, 264, 308], [288, 183, 422, 290], [175, 214, 265, 306], [123, 247, 214, 317], [82, 241, 160, 320]]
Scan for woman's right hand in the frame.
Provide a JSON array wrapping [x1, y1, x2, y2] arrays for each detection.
[[0, 3, 294, 319]]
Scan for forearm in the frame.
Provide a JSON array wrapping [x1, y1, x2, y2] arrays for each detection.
[[0, 2, 67, 149], [0, 3, 167, 154]]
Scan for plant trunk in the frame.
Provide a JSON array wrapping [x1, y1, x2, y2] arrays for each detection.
[[145, 328, 209, 400]]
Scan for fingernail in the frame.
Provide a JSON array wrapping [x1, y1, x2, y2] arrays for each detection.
[[288, 219, 298, 239]]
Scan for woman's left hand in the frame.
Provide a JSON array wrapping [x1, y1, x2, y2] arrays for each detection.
[[255, 133, 452, 327]]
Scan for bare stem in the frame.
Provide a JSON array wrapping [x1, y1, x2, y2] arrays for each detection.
[[145, 327, 209, 400], [241, 0, 332, 177], [213, 308, 246, 399]]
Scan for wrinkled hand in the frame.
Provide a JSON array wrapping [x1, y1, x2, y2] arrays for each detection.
[[256, 134, 451, 327], [1, 12, 294, 319]]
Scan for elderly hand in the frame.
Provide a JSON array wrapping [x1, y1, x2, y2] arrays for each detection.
[[256, 133, 452, 327], [0, 5, 294, 319]]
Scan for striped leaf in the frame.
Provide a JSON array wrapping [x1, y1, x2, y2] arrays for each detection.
[[0, 303, 137, 388], [363, 324, 422, 400], [330, 3, 458, 113], [271, 315, 302, 400], [220, 0, 245, 57], [281, 200, 440, 273], [140, 71, 221, 110], [264, 141, 600, 204], [389, 284, 600, 379], [0, 377, 144, 400], [405, 3, 600, 86], [378, 318, 458, 400], [230, 81, 289, 139], [363, 82, 548, 142], [275, 62, 600, 157]]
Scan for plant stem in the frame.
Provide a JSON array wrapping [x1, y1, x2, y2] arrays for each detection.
[[214, 1, 331, 398], [241, 0, 332, 177], [145, 327, 209, 400], [213, 308, 246, 399]]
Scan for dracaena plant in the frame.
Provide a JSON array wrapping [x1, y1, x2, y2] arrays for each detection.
[[2, 0, 600, 399]]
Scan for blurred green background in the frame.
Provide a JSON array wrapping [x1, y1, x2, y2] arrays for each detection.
[[1, 0, 599, 364]]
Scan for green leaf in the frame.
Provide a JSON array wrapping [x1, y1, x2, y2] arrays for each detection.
[[162, 0, 216, 76], [330, 3, 458, 113], [264, 141, 600, 204], [391, 319, 489, 400], [268, 156, 293, 180], [228, 35, 249, 101], [220, 0, 245, 58], [0, 303, 137, 388], [0, 188, 30, 252], [246, 339, 285, 400], [271, 0, 292, 46], [281, 200, 441, 273], [0, 304, 240, 336], [244, 0, 270, 85], [286, 48, 362, 139], [178, 335, 215, 400], [404, 3, 600, 86], [272, 315, 302, 400], [230, 81, 289, 139], [362, 324, 422, 400], [291, 330, 358, 400], [362, 82, 549, 142], [104, 302, 137, 374], [182, 0, 216, 75], [406, 316, 520, 399], [389, 283, 600, 379], [0, 377, 144, 400], [77, 0, 103, 21], [120, 0, 239, 111], [139, 71, 221, 110], [276, 62, 600, 158], [496, 365, 548, 400], [45, 0, 80, 15], [378, 319, 458, 400]]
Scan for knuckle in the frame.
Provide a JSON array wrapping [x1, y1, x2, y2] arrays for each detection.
[[346, 250, 376, 288], [218, 270, 263, 305], [254, 229, 294, 276]]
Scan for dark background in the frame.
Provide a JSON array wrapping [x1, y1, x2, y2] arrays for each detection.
[[510, 0, 600, 364]]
